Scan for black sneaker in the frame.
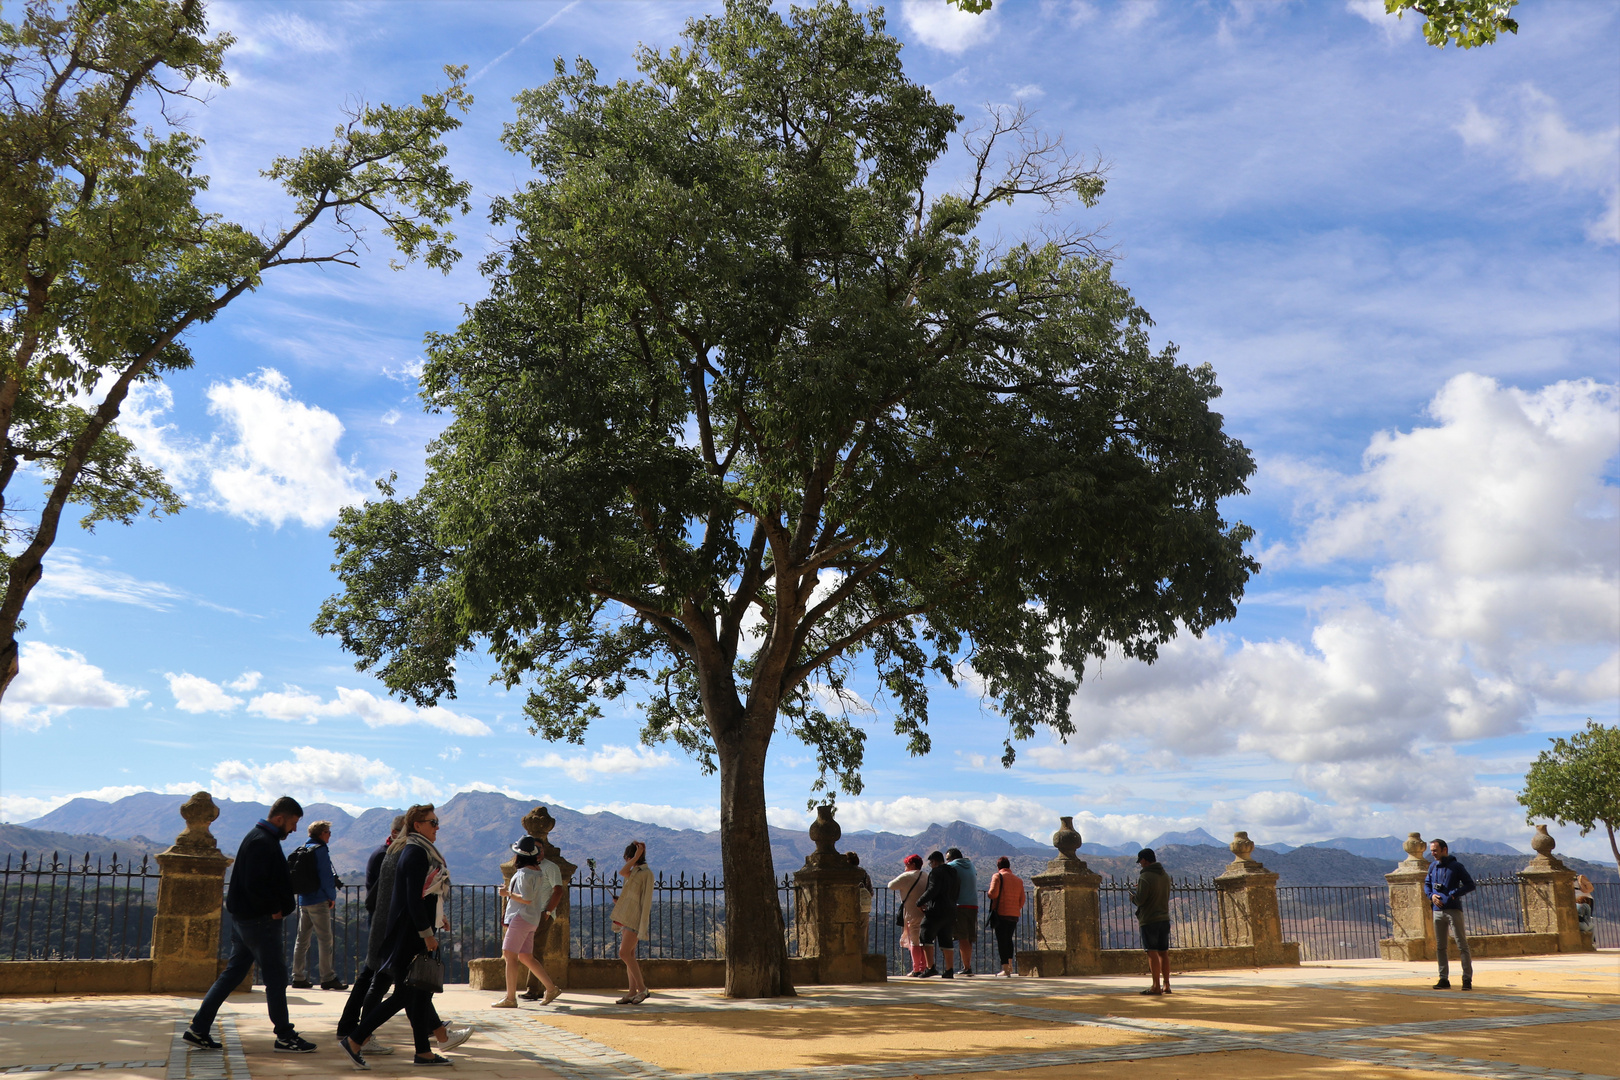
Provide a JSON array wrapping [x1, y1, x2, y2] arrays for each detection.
[[959, 967, 974, 977], [291, 979, 314, 990], [182, 1028, 222, 1051], [941, 969, 955, 979], [920, 966, 939, 978], [275, 1035, 318, 1053], [1461, 980, 1472, 991], [1432, 979, 1451, 990], [321, 979, 349, 991], [339, 1036, 370, 1070]]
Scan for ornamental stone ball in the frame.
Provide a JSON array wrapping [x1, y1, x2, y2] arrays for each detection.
[[1402, 832, 1428, 864], [1229, 831, 1256, 863], [809, 804, 842, 857], [1051, 816, 1082, 860], [1530, 823, 1556, 858], [174, 791, 221, 853]]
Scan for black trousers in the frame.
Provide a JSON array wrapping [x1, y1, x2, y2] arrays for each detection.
[[352, 978, 440, 1056], [337, 964, 394, 1037], [991, 914, 1018, 966]]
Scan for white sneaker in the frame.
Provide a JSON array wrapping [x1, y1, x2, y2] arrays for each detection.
[[439, 1025, 473, 1052], [366, 1041, 395, 1055]]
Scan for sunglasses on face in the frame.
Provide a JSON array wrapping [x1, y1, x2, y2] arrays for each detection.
[[426, 819, 441, 827]]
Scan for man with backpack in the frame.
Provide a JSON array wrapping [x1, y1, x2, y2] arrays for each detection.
[[184, 796, 317, 1054], [1425, 838, 1476, 991], [291, 820, 346, 991]]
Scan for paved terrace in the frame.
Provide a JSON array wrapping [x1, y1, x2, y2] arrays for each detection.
[[2, 953, 1616, 1080]]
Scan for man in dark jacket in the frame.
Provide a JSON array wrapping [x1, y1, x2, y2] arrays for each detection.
[[1425, 838, 1476, 990], [1131, 848, 1172, 994], [917, 850, 959, 979], [185, 796, 317, 1054]]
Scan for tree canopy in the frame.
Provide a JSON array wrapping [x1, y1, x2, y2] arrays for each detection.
[[1520, 720, 1620, 867], [1386, 1, 1519, 49], [0, 0, 471, 697], [317, 0, 1257, 996]]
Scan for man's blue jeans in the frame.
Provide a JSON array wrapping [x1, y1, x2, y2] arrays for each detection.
[[191, 915, 295, 1039]]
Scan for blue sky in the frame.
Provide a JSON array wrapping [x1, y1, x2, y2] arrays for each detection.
[[2, 0, 1616, 861]]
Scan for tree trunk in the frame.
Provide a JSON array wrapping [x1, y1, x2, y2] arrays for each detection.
[[717, 725, 795, 998]]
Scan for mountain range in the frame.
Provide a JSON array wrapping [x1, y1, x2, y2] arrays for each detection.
[[9, 791, 1610, 886]]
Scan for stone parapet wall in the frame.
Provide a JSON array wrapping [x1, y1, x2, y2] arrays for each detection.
[[468, 953, 888, 991], [0, 959, 153, 995], [1379, 931, 1561, 962]]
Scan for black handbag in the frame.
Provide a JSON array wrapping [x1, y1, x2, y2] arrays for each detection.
[[403, 948, 444, 994]]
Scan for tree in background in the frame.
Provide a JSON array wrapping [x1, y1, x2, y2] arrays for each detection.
[[1520, 721, 1620, 867], [944, 0, 1520, 49], [1385, 0, 1519, 49], [317, 0, 1257, 997], [0, 0, 471, 698]]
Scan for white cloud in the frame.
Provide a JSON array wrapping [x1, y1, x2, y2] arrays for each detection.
[[1, 643, 140, 731], [166, 672, 243, 714], [227, 671, 263, 692], [209, 746, 438, 804], [119, 369, 369, 529], [32, 551, 187, 610], [1345, 0, 1417, 41], [245, 684, 492, 736], [900, 0, 996, 54], [822, 794, 1060, 838], [1456, 86, 1620, 245], [1033, 374, 1616, 800], [524, 743, 674, 783]]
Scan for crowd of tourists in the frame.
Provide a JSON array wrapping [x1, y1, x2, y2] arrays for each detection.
[[180, 796, 657, 1071]]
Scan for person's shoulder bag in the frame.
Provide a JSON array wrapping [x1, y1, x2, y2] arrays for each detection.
[[896, 874, 922, 927], [403, 947, 444, 995]]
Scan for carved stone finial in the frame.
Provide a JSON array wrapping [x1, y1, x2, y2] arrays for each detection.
[[522, 805, 556, 845], [1052, 816, 1082, 860], [174, 792, 221, 853], [1401, 832, 1429, 867], [1526, 823, 1567, 871], [1230, 831, 1256, 862], [801, 804, 844, 868]]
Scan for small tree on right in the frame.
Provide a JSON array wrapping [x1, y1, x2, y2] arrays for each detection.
[[1519, 720, 1620, 868]]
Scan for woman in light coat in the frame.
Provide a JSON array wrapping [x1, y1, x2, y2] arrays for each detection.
[[609, 841, 652, 1004], [887, 854, 928, 977]]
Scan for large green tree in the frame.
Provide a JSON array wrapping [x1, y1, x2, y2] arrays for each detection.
[[1520, 721, 1620, 868], [0, 0, 471, 697], [317, 0, 1256, 997]]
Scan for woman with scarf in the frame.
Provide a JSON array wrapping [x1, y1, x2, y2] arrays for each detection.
[[340, 805, 471, 1069]]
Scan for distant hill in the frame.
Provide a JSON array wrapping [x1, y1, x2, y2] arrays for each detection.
[[0, 823, 168, 869], [16, 793, 1608, 885], [1301, 835, 1529, 861]]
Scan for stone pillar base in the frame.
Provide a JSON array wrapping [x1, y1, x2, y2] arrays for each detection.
[[152, 848, 231, 993]]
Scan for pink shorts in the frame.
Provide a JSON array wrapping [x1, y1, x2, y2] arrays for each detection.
[[502, 919, 537, 953]]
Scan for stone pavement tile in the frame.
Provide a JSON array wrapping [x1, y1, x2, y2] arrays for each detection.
[[1364, 1019, 1618, 1077], [992, 984, 1557, 1034], [876, 1048, 1459, 1079], [536, 1002, 1161, 1072]]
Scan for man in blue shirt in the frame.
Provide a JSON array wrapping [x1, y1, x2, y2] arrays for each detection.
[[945, 848, 978, 976], [1424, 838, 1476, 991], [292, 820, 345, 990]]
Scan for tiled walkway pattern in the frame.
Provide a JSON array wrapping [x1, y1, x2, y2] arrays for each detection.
[[2, 975, 1615, 1078]]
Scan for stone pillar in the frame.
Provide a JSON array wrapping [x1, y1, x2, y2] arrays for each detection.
[[1378, 832, 1435, 962], [1517, 825, 1591, 953], [792, 805, 869, 984], [470, 805, 577, 991], [151, 792, 233, 992], [1215, 832, 1294, 965], [1020, 816, 1102, 977]]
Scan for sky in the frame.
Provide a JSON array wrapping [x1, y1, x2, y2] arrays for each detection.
[[2, 0, 1616, 861]]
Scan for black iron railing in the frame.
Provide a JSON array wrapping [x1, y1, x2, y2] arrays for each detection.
[[1278, 885, 1391, 959], [0, 851, 160, 961], [1099, 877, 1224, 950], [218, 883, 372, 984], [867, 880, 1037, 973], [1588, 882, 1615, 949], [1468, 876, 1527, 936]]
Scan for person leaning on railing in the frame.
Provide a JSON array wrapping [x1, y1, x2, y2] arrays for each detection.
[[182, 796, 318, 1054], [986, 856, 1025, 978]]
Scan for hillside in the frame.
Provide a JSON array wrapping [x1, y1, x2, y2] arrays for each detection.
[[0, 824, 168, 869], [17, 791, 1615, 885]]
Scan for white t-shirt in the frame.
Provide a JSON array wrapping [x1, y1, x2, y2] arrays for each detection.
[[505, 860, 563, 926]]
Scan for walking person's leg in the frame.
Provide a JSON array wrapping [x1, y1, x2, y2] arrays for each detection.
[[402, 988, 437, 1061], [246, 917, 298, 1041], [337, 965, 374, 1036], [188, 920, 256, 1045], [995, 915, 1017, 975], [344, 976, 411, 1057], [292, 907, 315, 985]]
